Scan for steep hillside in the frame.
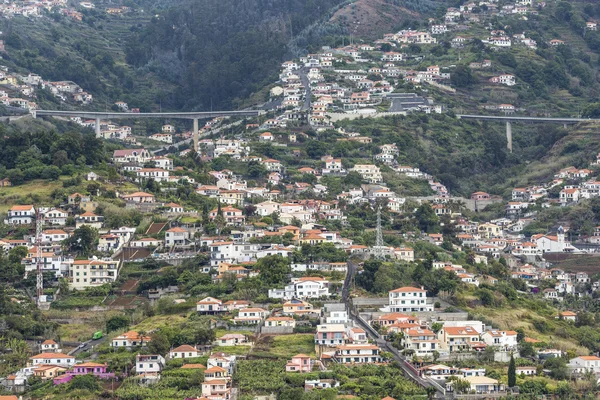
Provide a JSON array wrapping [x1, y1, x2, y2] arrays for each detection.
[[330, 0, 440, 39], [125, 0, 348, 111]]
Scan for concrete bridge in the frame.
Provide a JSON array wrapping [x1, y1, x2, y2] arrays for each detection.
[[33, 109, 263, 151], [457, 114, 600, 152]]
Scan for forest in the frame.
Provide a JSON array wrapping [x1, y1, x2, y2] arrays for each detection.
[[124, 0, 348, 111]]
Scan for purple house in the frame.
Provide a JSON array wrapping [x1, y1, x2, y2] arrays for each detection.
[[53, 362, 115, 384]]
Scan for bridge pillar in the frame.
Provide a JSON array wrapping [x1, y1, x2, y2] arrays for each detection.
[[506, 121, 512, 153], [95, 118, 101, 137], [193, 118, 199, 153], [564, 123, 568, 129]]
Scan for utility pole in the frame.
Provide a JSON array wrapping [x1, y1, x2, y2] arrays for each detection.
[[35, 208, 44, 306]]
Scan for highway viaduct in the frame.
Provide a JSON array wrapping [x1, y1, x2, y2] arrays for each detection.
[[457, 114, 600, 153], [33, 109, 263, 151]]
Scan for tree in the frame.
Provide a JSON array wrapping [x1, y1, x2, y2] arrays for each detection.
[[450, 65, 476, 87], [508, 353, 516, 387], [257, 255, 291, 287], [106, 315, 130, 333], [148, 331, 170, 355], [65, 225, 98, 255], [69, 374, 101, 392], [415, 203, 439, 233]]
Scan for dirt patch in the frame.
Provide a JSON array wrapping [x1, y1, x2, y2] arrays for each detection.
[[330, 0, 420, 40], [544, 253, 600, 274], [118, 247, 152, 261], [120, 279, 139, 292], [146, 222, 168, 235]]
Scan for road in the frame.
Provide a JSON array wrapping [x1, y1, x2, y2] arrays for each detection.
[[456, 114, 600, 123], [298, 68, 311, 111], [69, 335, 109, 357], [343, 259, 447, 398]]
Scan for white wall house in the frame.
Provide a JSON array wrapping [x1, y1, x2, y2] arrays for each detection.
[[268, 277, 330, 300], [136, 354, 165, 374], [385, 286, 433, 312]]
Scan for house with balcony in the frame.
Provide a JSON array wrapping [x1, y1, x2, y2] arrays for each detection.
[[286, 354, 312, 372], [75, 211, 103, 229], [333, 344, 381, 364], [196, 297, 224, 314], [4, 205, 36, 225], [43, 208, 68, 226], [268, 277, 330, 300], [165, 227, 190, 247], [69, 259, 120, 290], [403, 328, 440, 356], [568, 355, 600, 375], [209, 206, 246, 226], [233, 308, 269, 324], [201, 379, 231, 399], [136, 354, 165, 375], [282, 298, 316, 315], [437, 326, 482, 352], [384, 286, 433, 312], [315, 324, 346, 346], [480, 330, 518, 350]]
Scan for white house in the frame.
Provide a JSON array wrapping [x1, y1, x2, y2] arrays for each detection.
[[196, 297, 224, 314], [233, 308, 269, 324], [43, 208, 68, 226], [168, 345, 199, 359], [480, 330, 518, 349], [111, 331, 151, 348], [217, 334, 248, 346], [4, 205, 36, 225], [268, 277, 330, 300], [165, 227, 189, 247], [333, 344, 381, 364], [70, 259, 120, 290], [136, 354, 165, 374], [29, 353, 75, 368], [385, 286, 433, 312], [568, 356, 600, 375]]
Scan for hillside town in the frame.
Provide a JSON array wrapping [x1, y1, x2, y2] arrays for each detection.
[[2, 0, 600, 399]]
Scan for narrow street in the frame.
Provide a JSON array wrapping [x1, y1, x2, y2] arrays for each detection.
[[343, 259, 447, 398]]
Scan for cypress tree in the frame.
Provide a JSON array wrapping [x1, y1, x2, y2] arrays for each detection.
[[508, 353, 516, 387]]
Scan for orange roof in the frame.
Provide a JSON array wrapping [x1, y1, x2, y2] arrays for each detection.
[[560, 311, 577, 316], [171, 345, 197, 353], [42, 339, 57, 345], [44, 230, 67, 235], [10, 205, 34, 211], [204, 366, 227, 373], [75, 362, 106, 367], [443, 327, 479, 336], [167, 227, 187, 233], [292, 353, 310, 358], [578, 356, 600, 360], [181, 363, 206, 369], [123, 192, 154, 197]]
